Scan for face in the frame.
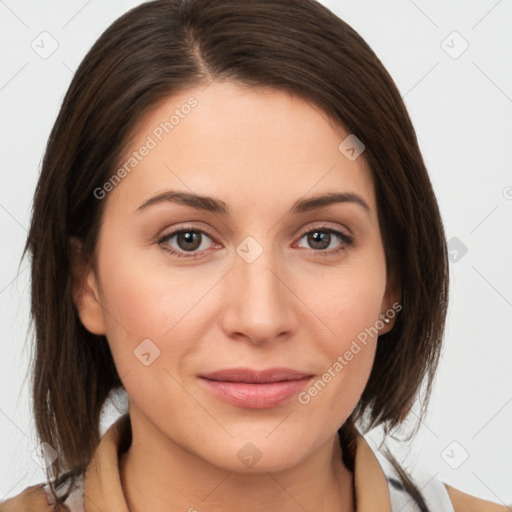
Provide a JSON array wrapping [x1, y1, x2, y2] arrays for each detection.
[[73, 80, 397, 473]]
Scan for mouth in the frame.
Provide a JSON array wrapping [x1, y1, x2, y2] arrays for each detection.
[[197, 367, 314, 409]]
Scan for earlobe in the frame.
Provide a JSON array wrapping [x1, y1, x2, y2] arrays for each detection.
[[377, 309, 396, 335], [378, 272, 402, 335], [69, 237, 106, 336]]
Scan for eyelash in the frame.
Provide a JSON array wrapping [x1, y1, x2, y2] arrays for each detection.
[[157, 225, 354, 260]]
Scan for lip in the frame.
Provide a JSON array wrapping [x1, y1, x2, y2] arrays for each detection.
[[198, 367, 314, 409]]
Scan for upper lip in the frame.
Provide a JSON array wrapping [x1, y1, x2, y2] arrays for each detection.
[[199, 367, 314, 383]]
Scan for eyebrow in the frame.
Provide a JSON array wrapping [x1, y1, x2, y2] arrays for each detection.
[[135, 190, 371, 216]]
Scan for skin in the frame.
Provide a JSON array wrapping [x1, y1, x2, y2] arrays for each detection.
[[72, 80, 398, 512]]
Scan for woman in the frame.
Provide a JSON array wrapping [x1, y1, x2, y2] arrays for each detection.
[[0, 0, 509, 510]]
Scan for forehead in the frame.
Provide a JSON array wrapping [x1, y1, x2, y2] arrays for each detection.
[[105, 80, 376, 218]]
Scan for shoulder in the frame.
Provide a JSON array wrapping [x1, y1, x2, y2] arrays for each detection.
[[0, 483, 53, 511], [445, 483, 512, 512], [0, 472, 85, 512]]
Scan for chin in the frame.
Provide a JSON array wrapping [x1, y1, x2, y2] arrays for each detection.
[[198, 430, 319, 474]]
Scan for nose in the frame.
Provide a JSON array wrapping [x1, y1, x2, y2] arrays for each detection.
[[220, 242, 298, 346]]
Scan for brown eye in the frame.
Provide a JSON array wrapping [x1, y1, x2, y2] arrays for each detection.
[[296, 228, 353, 254], [175, 231, 203, 251], [158, 229, 215, 258], [306, 231, 332, 250]]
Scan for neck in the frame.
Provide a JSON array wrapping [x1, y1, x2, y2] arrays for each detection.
[[119, 409, 355, 512]]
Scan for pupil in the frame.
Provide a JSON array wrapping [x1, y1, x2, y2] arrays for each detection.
[[309, 231, 329, 250], [179, 231, 200, 251]]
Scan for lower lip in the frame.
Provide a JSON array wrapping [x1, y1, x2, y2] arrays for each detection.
[[198, 377, 312, 409]]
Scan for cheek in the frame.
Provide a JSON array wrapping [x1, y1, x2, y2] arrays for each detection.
[[93, 238, 200, 363], [293, 256, 386, 418], [300, 253, 388, 349], [296, 279, 381, 429]]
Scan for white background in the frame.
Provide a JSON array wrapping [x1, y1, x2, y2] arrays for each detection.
[[1, 0, 511, 505]]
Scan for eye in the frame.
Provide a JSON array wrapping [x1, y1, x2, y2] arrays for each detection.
[[295, 227, 353, 255], [157, 228, 217, 259], [157, 225, 354, 260]]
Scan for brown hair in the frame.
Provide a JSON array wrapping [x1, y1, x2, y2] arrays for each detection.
[[23, 0, 448, 506]]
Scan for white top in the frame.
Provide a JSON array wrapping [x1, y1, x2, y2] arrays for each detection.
[[373, 449, 455, 511]]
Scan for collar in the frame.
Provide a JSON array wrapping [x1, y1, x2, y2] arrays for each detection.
[[82, 414, 391, 511]]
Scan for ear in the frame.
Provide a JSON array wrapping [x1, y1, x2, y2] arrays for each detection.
[[378, 270, 402, 336], [69, 237, 106, 335]]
